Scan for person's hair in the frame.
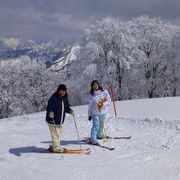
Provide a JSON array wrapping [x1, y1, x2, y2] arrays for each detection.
[[57, 84, 67, 91], [90, 80, 104, 95], [55, 84, 68, 98]]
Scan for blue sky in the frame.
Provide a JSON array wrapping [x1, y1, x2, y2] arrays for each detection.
[[0, 0, 180, 42]]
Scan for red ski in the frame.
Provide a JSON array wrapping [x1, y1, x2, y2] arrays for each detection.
[[48, 145, 91, 155]]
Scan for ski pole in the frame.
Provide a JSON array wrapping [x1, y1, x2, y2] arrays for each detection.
[[100, 119, 107, 143], [102, 127, 107, 143], [73, 116, 82, 149]]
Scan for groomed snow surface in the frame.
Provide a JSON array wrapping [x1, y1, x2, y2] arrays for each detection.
[[0, 97, 180, 180]]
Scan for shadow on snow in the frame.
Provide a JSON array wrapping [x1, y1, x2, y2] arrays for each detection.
[[9, 140, 85, 156], [9, 146, 47, 156]]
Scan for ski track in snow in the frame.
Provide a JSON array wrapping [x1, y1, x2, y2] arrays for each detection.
[[1, 111, 180, 180]]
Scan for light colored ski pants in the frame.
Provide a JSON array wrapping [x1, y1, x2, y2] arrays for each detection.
[[48, 123, 63, 152], [90, 114, 107, 141]]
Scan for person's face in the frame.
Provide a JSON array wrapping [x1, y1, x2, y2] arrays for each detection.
[[93, 82, 99, 91], [58, 90, 66, 97]]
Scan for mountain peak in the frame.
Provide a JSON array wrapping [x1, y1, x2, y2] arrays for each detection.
[[51, 43, 80, 71], [0, 37, 21, 50]]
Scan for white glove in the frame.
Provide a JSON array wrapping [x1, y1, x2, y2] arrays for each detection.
[[49, 111, 54, 119]]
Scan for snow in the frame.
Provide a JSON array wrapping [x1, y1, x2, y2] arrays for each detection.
[[0, 38, 21, 50], [51, 44, 80, 71], [0, 97, 180, 180], [114, 96, 180, 120]]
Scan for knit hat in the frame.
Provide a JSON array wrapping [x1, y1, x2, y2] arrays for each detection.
[[57, 84, 67, 91]]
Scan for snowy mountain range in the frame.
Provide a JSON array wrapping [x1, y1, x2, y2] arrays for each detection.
[[50, 44, 80, 71], [0, 97, 180, 180], [0, 37, 80, 70]]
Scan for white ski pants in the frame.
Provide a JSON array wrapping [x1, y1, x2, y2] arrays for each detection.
[[48, 123, 63, 151]]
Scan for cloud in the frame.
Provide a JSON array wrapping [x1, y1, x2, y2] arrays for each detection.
[[52, 13, 91, 31], [0, 0, 180, 41]]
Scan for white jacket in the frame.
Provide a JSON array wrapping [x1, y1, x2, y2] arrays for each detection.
[[88, 89, 111, 116]]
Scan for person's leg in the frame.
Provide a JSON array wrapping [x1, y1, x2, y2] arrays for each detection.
[[90, 115, 100, 144], [97, 114, 107, 139], [48, 123, 63, 152]]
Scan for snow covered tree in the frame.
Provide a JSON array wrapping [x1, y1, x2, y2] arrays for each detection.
[[68, 16, 180, 102], [0, 56, 60, 118], [70, 17, 137, 101], [127, 16, 180, 98]]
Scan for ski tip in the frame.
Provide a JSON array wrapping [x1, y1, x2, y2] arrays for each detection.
[[125, 136, 131, 139]]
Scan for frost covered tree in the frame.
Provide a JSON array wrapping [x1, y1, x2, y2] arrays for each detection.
[[67, 46, 97, 105], [0, 56, 60, 118], [70, 17, 137, 101], [69, 16, 180, 102], [128, 16, 180, 98], [166, 38, 180, 96]]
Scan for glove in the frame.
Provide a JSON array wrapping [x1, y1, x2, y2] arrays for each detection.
[[88, 116, 92, 121], [49, 111, 54, 119], [72, 112, 75, 118], [70, 110, 75, 118]]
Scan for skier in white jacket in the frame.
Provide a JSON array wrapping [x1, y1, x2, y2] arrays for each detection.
[[88, 80, 111, 145]]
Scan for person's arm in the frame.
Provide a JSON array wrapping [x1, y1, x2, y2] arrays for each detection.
[[103, 90, 111, 106], [66, 99, 74, 117], [47, 96, 56, 119], [88, 94, 93, 120]]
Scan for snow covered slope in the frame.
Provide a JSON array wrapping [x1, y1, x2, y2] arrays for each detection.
[[51, 44, 80, 71], [0, 97, 180, 180]]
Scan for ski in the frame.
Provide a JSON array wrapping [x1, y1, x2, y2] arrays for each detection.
[[83, 136, 131, 140], [94, 144, 115, 151], [82, 138, 115, 151], [106, 136, 131, 140], [48, 145, 91, 154]]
